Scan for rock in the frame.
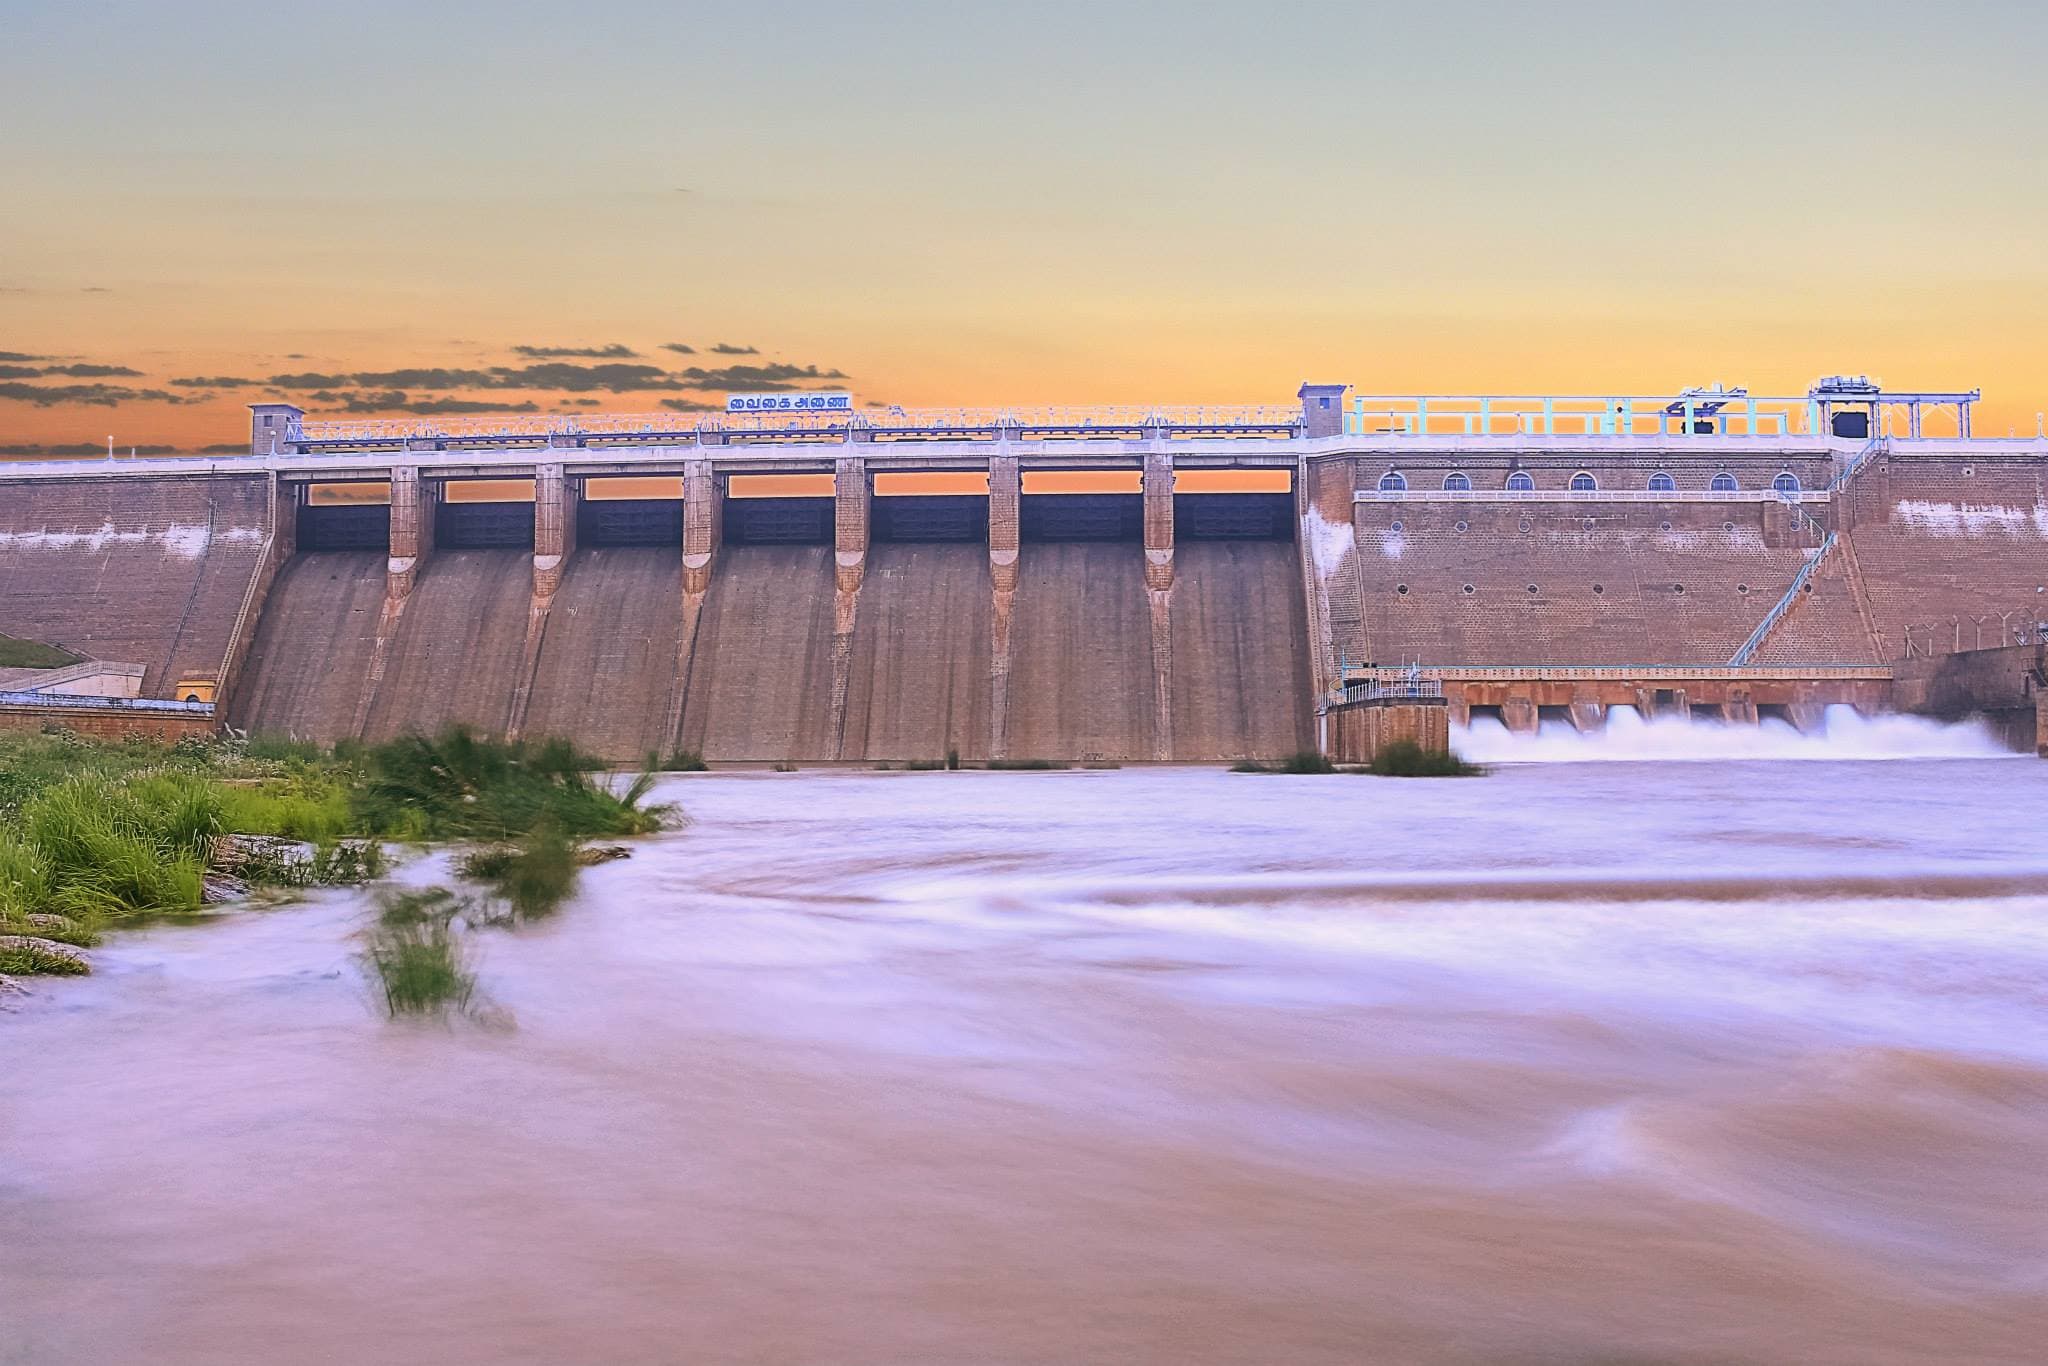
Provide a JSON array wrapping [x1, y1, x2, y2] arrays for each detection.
[[576, 845, 631, 866], [211, 833, 316, 873], [23, 912, 82, 935], [0, 935, 91, 975], [202, 871, 250, 904]]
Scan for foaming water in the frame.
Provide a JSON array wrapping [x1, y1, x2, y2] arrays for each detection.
[[6, 762, 2048, 1365], [1456, 702, 2017, 763]]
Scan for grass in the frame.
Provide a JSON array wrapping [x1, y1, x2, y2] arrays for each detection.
[[353, 729, 670, 842], [0, 726, 674, 978], [0, 632, 81, 670], [361, 888, 476, 1017], [457, 824, 580, 921], [1360, 741, 1487, 778], [1230, 751, 1337, 774]]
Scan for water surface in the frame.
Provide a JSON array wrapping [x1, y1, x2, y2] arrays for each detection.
[[7, 758, 2048, 1364]]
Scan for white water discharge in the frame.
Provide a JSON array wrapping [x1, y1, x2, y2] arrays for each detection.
[[1454, 703, 2018, 763]]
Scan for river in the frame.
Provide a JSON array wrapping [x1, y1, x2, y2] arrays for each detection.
[[6, 745, 2048, 1364]]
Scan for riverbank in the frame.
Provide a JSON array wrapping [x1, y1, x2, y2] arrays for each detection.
[[0, 729, 669, 989]]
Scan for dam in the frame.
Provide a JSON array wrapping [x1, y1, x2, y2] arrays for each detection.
[[2, 379, 2044, 759]]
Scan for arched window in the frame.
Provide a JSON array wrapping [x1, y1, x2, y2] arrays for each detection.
[[1443, 471, 1471, 491], [1378, 470, 1407, 493], [1772, 471, 1801, 494], [1710, 471, 1740, 492], [1647, 471, 1676, 492], [1569, 471, 1598, 493], [1505, 471, 1535, 492]]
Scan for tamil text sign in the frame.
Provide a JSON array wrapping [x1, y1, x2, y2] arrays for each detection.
[[726, 391, 853, 414]]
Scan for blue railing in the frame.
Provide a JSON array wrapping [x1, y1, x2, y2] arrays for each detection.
[[1729, 533, 1837, 666], [0, 691, 213, 714]]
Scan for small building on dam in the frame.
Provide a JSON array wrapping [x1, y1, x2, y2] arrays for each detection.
[[2, 378, 2044, 760]]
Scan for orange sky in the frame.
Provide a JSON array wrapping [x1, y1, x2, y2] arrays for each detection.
[[5, 3, 2046, 450]]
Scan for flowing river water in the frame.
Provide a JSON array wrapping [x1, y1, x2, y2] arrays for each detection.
[[6, 741, 2048, 1364]]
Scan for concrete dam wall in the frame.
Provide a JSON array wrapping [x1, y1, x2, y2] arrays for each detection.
[[207, 469, 1318, 763], [0, 473, 274, 696], [8, 429, 2042, 760]]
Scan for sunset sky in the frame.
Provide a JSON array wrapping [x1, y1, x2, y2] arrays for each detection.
[[4, 0, 2045, 451]]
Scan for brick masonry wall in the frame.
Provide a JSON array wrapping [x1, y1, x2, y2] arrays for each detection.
[[0, 705, 215, 743]]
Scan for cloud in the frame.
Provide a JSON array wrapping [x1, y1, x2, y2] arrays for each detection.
[[0, 362, 144, 380], [658, 397, 720, 412], [0, 381, 202, 407], [398, 396, 540, 415], [661, 342, 697, 355], [485, 362, 688, 392], [267, 371, 354, 389], [349, 367, 498, 389], [81, 286, 112, 294], [0, 350, 49, 362], [44, 363, 143, 378], [312, 389, 542, 415], [171, 374, 260, 388], [511, 343, 640, 358], [673, 362, 848, 392], [709, 343, 759, 355]]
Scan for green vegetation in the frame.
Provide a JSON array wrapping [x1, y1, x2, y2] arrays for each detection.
[[457, 824, 580, 921], [1230, 751, 1337, 774], [983, 758, 1071, 771], [0, 632, 81, 670], [1361, 741, 1486, 778], [353, 729, 669, 842], [1232, 747, 1483, 777], [0, 727, 673, 983], [651, 749, 708, 772], [361, 888, 477, 1017]]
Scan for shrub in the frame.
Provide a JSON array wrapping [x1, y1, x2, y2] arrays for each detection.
[[652, 749, 707, 772], [352, 728, 670, 841], [983, 758, 1069, 771], [1362, 741, 1485, 778], [362, 897, 477, 1018]]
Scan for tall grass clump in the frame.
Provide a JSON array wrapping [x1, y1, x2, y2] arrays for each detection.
[[1361, 741, 1486, 778], [18, 773, 216, 920], [458, 824, 581, 921], [361, 888, 477, 1017], [354, 728, 670, 842]]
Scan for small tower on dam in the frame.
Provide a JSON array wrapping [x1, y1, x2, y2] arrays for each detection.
[[249, 403, 305, 457]]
